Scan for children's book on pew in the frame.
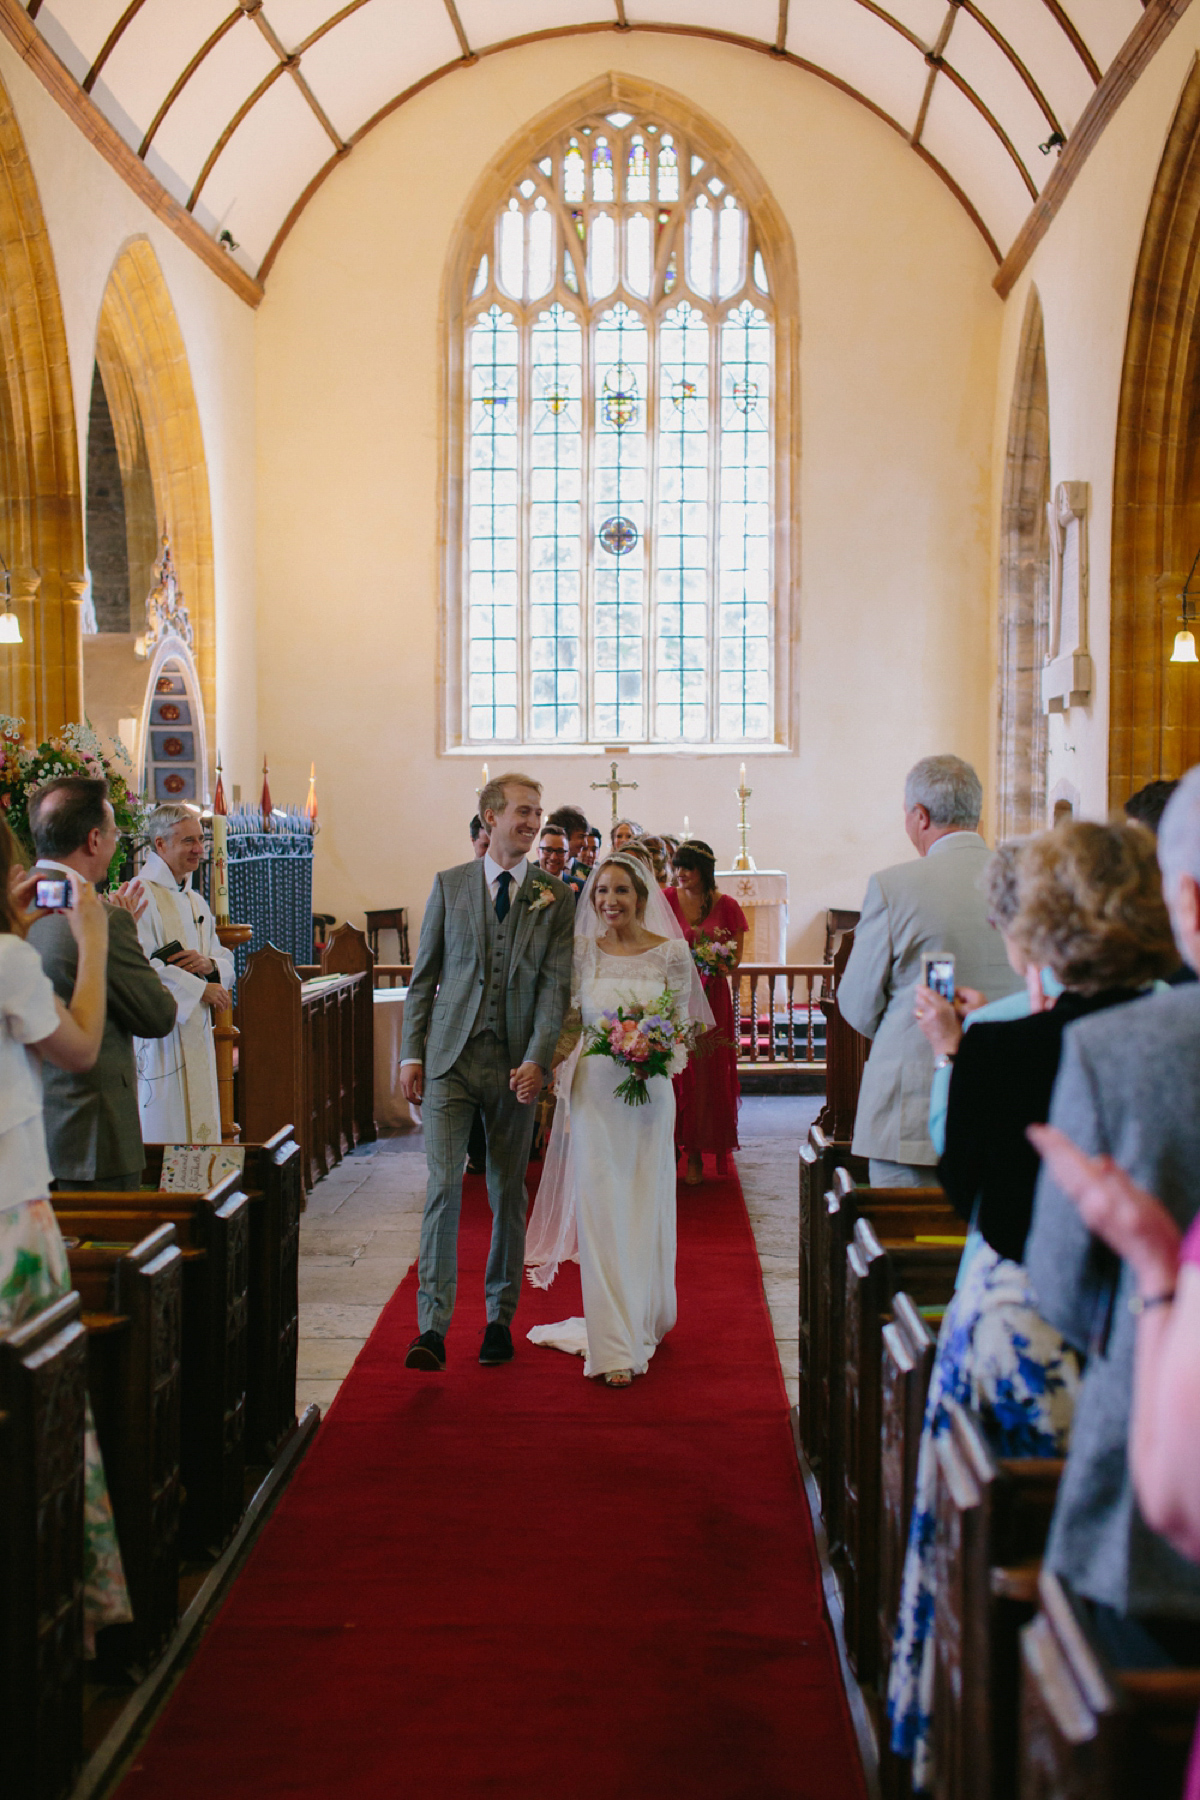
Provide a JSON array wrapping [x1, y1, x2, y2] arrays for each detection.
[[158, 1145, 245, 1192]]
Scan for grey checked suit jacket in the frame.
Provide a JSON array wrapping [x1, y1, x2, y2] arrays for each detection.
[[29, 903, 178, 1183], [1027, 983, 1200, 1618], [400, 860, 574, 1080], [837, 832, 1021, 1163]]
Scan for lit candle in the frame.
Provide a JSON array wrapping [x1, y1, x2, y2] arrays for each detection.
[[481, 763, 490, 787], [739, 763, 746, 789], [683, 815, 690, 837]]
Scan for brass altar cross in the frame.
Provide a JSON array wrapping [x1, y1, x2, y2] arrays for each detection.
[[590, 760, 638, 824]]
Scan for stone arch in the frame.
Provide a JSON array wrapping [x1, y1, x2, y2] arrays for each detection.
[[93, 238, 215, 744], [1110, 59, 1200, 811], [438, 70, 800, 752], [996, 286, 1050, 839], [0, 69, 85, 740]]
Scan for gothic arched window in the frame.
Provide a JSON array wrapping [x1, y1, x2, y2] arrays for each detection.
[[456, 105, 785, 748]]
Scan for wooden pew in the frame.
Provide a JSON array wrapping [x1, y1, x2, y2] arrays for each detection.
[[67, 1226, 183, 1668], [878, 1291, 937, 1795], [0, 1292, 87, 1800], [798, 1123, 866, 1465], [51, 1175, 250, 1556], [932, 1401, 1063, 1800], [842, 1216, 962, 1688], [141, 1132, 302, 1464], [817, 1166, 955, 1554], [1020, 1569, 1200, 1800]]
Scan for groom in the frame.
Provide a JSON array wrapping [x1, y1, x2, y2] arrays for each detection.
[[399, 772, 574, 1370]]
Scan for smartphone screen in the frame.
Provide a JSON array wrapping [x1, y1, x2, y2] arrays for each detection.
[[922, 953, 956, 1002], [35, 877, 71, 910]]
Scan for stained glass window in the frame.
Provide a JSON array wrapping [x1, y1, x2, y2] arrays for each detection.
[[461, 110, 779, 746]]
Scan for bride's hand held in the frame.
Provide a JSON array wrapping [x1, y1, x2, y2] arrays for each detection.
[[510, 1060, 543, 1104]]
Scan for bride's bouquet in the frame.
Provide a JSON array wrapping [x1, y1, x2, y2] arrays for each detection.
[[690, 934, 737, 981], [584, 988, 699, 1106]]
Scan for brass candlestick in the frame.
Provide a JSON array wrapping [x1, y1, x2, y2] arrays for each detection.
[[732, 763, 756, 872]]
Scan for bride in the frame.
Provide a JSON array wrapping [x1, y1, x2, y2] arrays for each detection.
[[525, 852, 713, 1388]]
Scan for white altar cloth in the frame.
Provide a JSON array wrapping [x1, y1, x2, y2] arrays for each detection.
[[716, 869, 789, 963]]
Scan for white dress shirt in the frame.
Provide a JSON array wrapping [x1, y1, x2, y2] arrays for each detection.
[[400, 856, 529, 1070]]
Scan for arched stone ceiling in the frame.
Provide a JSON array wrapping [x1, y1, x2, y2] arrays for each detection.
[[27, 0, 1145, 277]]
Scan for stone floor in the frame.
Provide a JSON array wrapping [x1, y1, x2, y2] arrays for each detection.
[[295, 1092, 821, 1416]]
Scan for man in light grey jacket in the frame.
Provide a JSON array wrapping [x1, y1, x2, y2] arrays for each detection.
[[399, 773, 574, 1372], [837, 755, 1021, 1184], [1027, 769, 1200, 1655]]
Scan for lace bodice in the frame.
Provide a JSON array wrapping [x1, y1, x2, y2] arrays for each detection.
[[574, 936, 696, 1028]]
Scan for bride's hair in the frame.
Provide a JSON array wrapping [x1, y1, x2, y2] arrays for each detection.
[[591, 852, 650, 917]]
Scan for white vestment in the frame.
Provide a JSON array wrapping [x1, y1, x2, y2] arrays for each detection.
[[134, 851, 235, 1146]]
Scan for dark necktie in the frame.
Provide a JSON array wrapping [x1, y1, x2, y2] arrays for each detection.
[[494, 869, 513, 923]]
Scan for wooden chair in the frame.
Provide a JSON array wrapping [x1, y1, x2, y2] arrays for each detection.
[[142, 1130, 302, 1465], [365, 906, 410, 963], [1020, 1568, 1200, 1800], [0, 1292, 87, 1800], [51, 1174, 250, 1556], [932, 1402, 1063, 1800], [68, 1225, 183, 1669]]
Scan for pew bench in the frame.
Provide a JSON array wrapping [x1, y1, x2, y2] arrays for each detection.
[[1020, 1568, 1200, 1800], [842, 1217, 962, 1690], [931, 1401, 1063, 1800], [798, 1123, 866, 1465], [0, 1291, 88, 1800], [51, 1175, 249, 1556], [141, 1131, 302, 1463], [66, 1227, 184, 1669]]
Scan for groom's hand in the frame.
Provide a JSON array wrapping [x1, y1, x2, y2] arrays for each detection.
[[400, 1063, 424, 1105], [509, 1061, 543, 1104]]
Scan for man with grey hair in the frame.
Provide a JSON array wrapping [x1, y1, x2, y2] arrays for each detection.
[[1027, 765, 1200, 1660], [130, 803, 235, 1145], [838, 754, 1020, 1184]]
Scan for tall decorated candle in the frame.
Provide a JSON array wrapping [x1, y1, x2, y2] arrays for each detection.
[[211, 754, 230, 926]]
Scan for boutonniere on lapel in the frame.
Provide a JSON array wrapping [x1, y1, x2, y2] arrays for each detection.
[[526, 875, 557, 914]]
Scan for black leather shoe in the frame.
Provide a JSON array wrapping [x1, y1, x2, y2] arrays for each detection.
[[479, 1321, 514, 1365], [405, 1330, 446, 1371]]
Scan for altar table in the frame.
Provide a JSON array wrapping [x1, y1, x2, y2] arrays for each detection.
[[715, 869, 789, 963]]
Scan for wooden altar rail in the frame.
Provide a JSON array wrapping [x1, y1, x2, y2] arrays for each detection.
[[240, 924, 376, 1189], [733, 964, 839, 1070]]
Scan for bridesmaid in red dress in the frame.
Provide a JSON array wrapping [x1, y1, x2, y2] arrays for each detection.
[[666, 840, 748, 1184]]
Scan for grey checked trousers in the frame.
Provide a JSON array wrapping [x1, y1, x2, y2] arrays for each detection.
[[416, 1029, 538, 1336]]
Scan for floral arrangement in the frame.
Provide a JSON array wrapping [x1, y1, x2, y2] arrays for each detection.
[[0, 715, 148, 866], [526, 874, 558, 914], [583, 987, 698, 1106], [690, 933, 737, 981]]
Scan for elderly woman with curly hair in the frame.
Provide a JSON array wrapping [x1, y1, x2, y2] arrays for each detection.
[[888, 820, 1179, 1791]]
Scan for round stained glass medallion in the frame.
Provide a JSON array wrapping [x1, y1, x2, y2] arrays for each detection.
[[671, 378, 697, 412], [479, 390, 509, 415], [599, 515, 638, 557], [602, 364, 639, 430], [164, 773, 186, 795], [732, 379, 759, 414], [543, 387, 570, 416]]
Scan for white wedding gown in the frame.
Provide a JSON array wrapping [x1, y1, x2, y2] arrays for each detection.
[[528, 936, 697, 1379]]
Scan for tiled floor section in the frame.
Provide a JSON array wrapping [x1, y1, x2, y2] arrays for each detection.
[[296, 1092, 821, 1416]]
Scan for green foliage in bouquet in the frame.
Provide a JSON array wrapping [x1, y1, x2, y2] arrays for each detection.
[[0, 715, 148, 876]]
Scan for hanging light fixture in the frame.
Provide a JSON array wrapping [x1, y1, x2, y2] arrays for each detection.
[[0, 555, 21, 644], [1171, 548, 1200, 663]]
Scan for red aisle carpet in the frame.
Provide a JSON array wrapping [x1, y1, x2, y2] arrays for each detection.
[[116, 1168, 866, 1799]]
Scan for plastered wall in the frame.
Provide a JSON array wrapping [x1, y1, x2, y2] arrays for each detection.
[[0, 40, 258, 794], [255, 33, 1003, 956], [990, 17, 1200, 824]]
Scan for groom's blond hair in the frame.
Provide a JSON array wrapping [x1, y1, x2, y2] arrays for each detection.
[[479, 772, 541, 820]]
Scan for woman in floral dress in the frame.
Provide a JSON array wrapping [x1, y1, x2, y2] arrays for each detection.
[[666, 840, 747, 1184], [0, 819, 132, 1652]]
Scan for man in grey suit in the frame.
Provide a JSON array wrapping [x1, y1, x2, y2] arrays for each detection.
[[399, 772, 574, 1371], [838, 754, 1021, 1184], [27, 775, 177, 1190], [1027, 768, 1200, 1654]]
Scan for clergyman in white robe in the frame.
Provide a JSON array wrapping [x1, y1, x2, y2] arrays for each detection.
[[134, 849, 235, 1145]]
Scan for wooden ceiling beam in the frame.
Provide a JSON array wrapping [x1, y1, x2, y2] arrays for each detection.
[[83, 0, 149, 94], [138, 10, 242, 158]]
